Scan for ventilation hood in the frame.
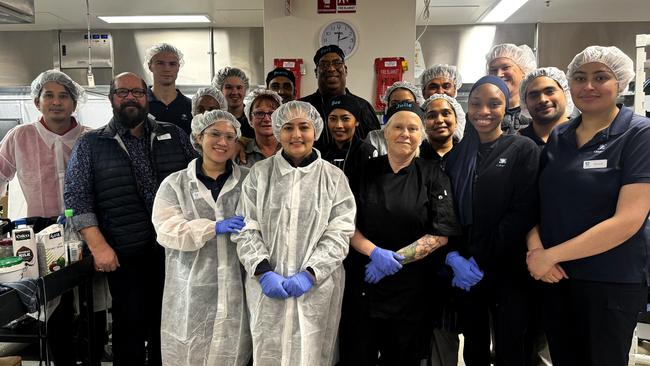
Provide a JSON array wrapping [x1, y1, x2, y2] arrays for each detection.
[[0, 0, 35, 24]]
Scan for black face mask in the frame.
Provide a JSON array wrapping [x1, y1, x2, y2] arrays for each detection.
[[113, 100, 148, 129]]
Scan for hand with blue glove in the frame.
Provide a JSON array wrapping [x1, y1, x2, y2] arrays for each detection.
[[365, 261, 387, 284], [259, 271, 289, 299], [446, 251, 484, 291], [283, 271, 314, 297], [215, 215, 245, 234], [369, 247, 405, 276]]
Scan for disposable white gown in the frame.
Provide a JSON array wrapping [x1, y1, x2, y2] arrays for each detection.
[[233, 151, 356, 366], [152, 159, 252, 366], [0, 120, 87, 217]]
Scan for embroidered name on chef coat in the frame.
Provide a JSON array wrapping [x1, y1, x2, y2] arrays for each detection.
[[583, 159, 607, 169]]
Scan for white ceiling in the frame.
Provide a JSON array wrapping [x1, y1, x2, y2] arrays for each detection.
[[1, 0, 650, 31], [416, 0, 650, 25]]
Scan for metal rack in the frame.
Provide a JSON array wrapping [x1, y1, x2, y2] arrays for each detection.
[[0, 256, 96, 364]]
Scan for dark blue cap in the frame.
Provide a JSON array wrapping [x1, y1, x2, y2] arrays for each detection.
[[470, 75, 510, 111], [265, 67, 296, 87], [385, 101, 425, 122], [313, 44, 345, 65]]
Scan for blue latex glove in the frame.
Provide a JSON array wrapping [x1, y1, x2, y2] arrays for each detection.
[[446, 251, 483, 290], [451, 275, 471, 291], [215, 215, 245, 234], [259, 271, 289, 299], [283, 271, 314, 297], [369, 247, 405, 276], [364, 261, 387, 284], [469, 257, 484, 277]]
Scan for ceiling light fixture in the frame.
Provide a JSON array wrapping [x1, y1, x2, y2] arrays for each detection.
[[98, 15, 210, 24], [479, 0, 529, 23]]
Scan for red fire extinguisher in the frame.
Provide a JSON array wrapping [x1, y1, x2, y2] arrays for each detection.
[[273, 58, 304, 99], [374, 57, 408, 111]]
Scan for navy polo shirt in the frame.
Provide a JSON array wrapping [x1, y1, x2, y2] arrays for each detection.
[[147, 86, 192, 135], [539, 106, 650, 283]]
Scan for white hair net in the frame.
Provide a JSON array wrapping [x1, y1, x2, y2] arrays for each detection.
[[243, 88, 283, 125], [191, 86, 228, 116], [212, 67, 250, 91], [144, 43, 184, 67], [271, 101, 324, 141], [520, 67, 575, 117], [566, 45, 635, 94], [190, 110, 241, 152], [486, 44, 537, 75], [419, 64, 463, 92], [30, 69, 86, 109], [382, 81, 425, 112], [422, 93, 466, 142]]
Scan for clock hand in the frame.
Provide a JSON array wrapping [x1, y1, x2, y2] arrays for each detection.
[[339, 36, 349, 41]]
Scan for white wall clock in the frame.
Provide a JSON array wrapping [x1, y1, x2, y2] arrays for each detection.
[[319, 20, 358, 59]]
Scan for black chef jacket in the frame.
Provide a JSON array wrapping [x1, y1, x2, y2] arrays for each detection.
[[458, 134, 539, 278], [347, 155, 461, 320], [321, 135, 377, 179]]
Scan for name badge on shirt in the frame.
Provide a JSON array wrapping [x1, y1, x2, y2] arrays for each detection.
[[157, 133, 172, 141], [583, 159, 607, 169]]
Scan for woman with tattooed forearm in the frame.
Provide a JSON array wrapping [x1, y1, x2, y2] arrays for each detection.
[[337, 102, 461, 366]]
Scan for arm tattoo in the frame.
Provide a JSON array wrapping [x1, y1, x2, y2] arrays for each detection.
[[397, 234, 447, 265]]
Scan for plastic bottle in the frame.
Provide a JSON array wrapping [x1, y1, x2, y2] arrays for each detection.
[[64, 209, 84, 263], [12, 219, 39, 279]]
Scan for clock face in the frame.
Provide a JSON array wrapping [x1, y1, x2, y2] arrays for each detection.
[[320, 21, 357, 59]]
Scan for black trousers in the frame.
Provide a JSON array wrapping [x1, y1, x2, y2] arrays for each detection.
[[106, 245, 165, 366], [48, 292, 76, 366], [456, 277, 531, 366], [338, 283, 429, 366], [542, 279, 646, 366]]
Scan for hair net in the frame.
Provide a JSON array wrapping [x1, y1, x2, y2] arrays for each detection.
[[420, 64, 463, 92], [520, 67, 575, 117], [212, 67, 250, 92], [30, 69, 87, 108], [486, 44, 537, 75], [244, 88, 283, 124], [190, 110, 241, 152], [271, 101, 324, 141], [144, 43, 184, 67], [422, 93, 466, 142], [382, 81, 425, 112], [191, 86, 228, 116], [566, 45, 635, 94]]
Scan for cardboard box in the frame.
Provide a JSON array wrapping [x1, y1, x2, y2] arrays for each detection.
[[0, 356, 21, 366], [36, 224, 68, 276]]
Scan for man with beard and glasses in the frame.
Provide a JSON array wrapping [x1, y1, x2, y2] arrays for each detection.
[[300, 45, 380, 150], [64, 72, 197, 366], [145, 43, 193, 135], [519, 67, 573, 149]]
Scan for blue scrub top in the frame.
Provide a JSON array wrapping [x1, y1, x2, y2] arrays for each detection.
[[539, 106, 650, 284]]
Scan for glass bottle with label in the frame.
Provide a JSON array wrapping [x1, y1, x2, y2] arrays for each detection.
[[64, 209, 84, 263]]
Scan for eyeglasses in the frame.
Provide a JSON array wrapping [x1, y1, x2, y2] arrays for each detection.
[[252, 111, 274, 119], [317, 60, 344, 70], [113, 88, 146, 98], [202, 130, 238, 143]]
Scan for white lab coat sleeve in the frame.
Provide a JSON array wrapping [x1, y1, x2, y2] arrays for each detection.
[[152, 175, 216, 252], [304, 173, 356, 283], [233, 169, 271, 277]]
